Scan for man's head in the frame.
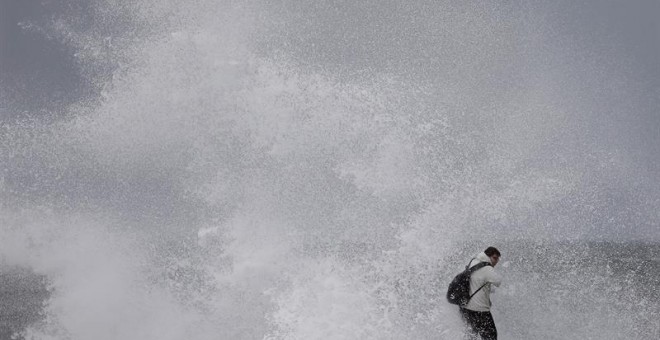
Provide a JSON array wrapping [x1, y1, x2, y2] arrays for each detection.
[[484, 246, 501, 266]]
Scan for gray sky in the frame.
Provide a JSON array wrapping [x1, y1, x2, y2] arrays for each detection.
[[1, 0, 659, 240], [1, 1, 659, 107], [0, 0, 90, 116], [1, 1, 658, 116]]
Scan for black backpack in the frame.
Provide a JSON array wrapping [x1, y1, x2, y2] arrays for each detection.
[[446, 259, 492, 306]]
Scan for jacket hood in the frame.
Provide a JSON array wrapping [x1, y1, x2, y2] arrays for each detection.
[[475, 252, 492, 264]]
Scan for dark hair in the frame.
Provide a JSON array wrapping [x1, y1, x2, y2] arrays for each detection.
[[484, 246, 501, 257]]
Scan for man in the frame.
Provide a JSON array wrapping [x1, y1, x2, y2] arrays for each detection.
[[459, 246, 502, 340]]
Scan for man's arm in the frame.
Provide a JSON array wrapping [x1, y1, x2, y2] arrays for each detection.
[[486, 267, 502, 287]]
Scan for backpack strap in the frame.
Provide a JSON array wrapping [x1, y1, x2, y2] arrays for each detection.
[[465, 261, 492, 300], [466, 261, 491, 273], [465, 258, 475, 270], [469, 282, 489, 299]]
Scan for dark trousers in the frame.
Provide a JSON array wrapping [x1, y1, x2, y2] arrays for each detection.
[[459, 308, 497, 340]]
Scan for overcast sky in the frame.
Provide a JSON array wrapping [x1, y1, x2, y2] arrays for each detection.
[[3, 0, 658, 168], [1, 1, 83, 114], [1, 0, 659, 240], [1, 1, 659, 114]]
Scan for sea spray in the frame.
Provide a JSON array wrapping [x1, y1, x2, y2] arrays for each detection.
[[1, 1, 659, 339]]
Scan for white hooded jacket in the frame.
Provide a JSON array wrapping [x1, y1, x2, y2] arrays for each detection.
[[464, 252, 502, 312]]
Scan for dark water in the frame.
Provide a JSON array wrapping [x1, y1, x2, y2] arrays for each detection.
[[0, 268, 49, 340]]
